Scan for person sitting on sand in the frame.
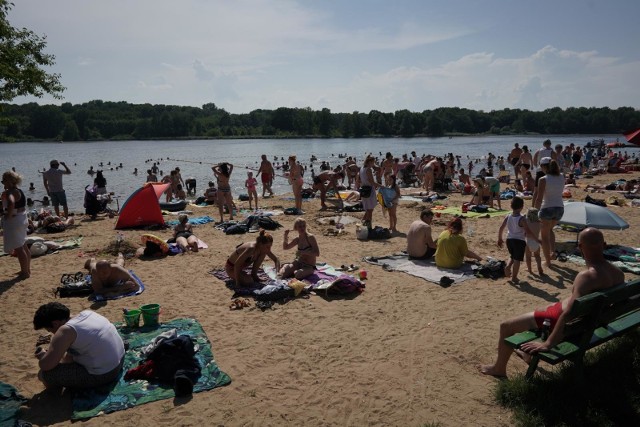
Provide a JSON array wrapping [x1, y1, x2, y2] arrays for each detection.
[[174, 184, 186, 201], [203, 181, 217, 204], [279, 218, 320, 280], [469, 178, 488, 205], [33, 302, 124, 389], [479, 228, 624, 378], [406, 209, 437, 259], [225, 230, 280, 286], [84, 253, 139, 297], [173, 214, 199, 253], [434, 218, 483, 269]]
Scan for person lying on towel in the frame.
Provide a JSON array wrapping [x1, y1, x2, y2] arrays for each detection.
[[84, 252, 139, 297]]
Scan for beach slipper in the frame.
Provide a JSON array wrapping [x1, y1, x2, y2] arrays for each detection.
[[336, 264, 348, 271], [439, 276, 455, 288]]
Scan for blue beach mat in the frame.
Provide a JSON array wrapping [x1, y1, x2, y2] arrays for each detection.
[[89, 270, 145, 302], [71, 318, 231, 420], [165, 215, 215, 226]]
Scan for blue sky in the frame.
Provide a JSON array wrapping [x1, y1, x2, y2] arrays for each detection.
[[9, 0, 640, 113]]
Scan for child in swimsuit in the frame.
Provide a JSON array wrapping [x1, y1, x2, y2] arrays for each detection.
[[245, 172, 258, 210], [525, 208, 543, 275], [279, 218, 319, 280]]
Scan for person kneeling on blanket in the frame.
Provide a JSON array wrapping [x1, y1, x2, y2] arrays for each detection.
[[279, 217, 320, 280], [84, 252, 139, 297], [33, 302, 124, 389], [226, 230, 280, 286]]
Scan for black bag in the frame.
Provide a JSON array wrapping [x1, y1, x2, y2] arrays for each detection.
[[225, 223, 248, 235], [55, 272, 93, 298], [256, 216, 282, 230], [368, 226, 391, 240], [358, 185, 373, 198], [474, 260, 506, 280]]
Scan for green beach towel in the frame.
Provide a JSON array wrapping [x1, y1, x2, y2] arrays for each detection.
[[72, 318, 231, 420], [0, 382, 27, 427]]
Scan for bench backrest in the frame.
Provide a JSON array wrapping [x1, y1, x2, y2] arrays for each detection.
[[562, 278, 640, 340]]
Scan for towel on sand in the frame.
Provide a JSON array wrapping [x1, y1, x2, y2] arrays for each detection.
[[71, 318, 230, 420], [165, 215, 215, 226], [363, 253, 476, 284], [89, 270, 145, 302]]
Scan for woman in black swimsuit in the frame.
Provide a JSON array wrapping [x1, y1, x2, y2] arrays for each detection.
[[225, 230, 280, 286], [280, 218, 320, 280], [173, 214, 198, 253]]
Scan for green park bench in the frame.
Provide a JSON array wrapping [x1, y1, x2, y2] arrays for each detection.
[[505, 278, 640, 379]]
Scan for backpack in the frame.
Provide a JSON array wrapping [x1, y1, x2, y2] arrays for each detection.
[[256, 216, 282, 230], [225, 223, 248, 235], [368, 226, 391, 240], [473, 260, 506, 280]]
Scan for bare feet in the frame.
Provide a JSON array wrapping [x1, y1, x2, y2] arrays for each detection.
[[504, 267, 511, 278], [537, 267, 545, 275], [510, 277, 520, 284], [478, 364, 507, 378]]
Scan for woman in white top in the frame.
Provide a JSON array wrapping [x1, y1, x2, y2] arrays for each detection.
[[532, 158, 565, 267]]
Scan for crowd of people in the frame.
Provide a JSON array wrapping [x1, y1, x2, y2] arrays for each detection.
[[1, 137, 638, 395]]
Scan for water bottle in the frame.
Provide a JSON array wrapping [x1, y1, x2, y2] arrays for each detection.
[[541, 318, 551, 341]]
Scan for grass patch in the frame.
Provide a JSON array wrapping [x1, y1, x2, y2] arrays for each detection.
[[495, 331, 640, 426]]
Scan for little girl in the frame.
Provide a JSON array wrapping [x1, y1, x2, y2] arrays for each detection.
[[387, 175, 401, 233], [245, 171, 259, 210], [525, 208, 544, 275]]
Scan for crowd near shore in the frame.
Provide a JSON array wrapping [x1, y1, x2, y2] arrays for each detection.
[[2, 138, 640, 425]]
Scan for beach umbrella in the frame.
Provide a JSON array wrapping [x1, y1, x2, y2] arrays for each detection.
[[623, 128, 640, 145], [559, 202, 629, 230]]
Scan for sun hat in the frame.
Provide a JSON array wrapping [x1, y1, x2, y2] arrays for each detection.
[[540, 157, 552, 165]]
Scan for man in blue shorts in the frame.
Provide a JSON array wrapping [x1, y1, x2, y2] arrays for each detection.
[[43, 159, 71, 217]]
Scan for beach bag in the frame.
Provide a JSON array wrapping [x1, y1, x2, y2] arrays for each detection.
[[473, 260, 506, 280], [256, 216, 282, 230], [470, 204, 489, 213], [356, 225, 369, 241], [238, 194, 250, 201], [358, 185, 372, 198], [368, 226, 391, 240], [225, 223, 248, 235], [195, 196, 205, 204], [55, 272, 93, 298]]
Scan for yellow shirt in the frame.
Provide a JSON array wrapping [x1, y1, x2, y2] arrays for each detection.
[[435, 230, 468, 269]]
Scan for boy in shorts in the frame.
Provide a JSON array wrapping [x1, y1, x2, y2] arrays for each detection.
[[497, 197, 540, 283]]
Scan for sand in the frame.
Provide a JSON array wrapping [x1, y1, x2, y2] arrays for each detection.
[[1, 172, 639, 426]]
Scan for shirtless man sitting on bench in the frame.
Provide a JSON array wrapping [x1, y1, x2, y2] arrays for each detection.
[[84, 253, 139, 297]]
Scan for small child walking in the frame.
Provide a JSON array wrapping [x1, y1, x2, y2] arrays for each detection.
[[245, 171, 259, 210], [525, 208, 544, 275], [386, 175, 401, 233], [497, 197, 539, 283]]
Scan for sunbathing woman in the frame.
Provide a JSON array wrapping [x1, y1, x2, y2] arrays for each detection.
[[279, 218, 320, 280], [225, 230, 280, 286], [212, 162, 234, 223], [173, 214, 198, 253]]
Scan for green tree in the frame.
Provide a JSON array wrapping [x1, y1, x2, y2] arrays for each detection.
[[62, 119, 80, 141], [0, 0, 65, 101]]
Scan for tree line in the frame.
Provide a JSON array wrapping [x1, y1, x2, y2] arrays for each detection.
[[1, 101, 639, 142]]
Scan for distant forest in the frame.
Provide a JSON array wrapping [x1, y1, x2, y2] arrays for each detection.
[[1, 101, 639, 142]]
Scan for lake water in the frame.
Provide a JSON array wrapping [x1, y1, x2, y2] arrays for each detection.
[[1, 135, 634, 211]]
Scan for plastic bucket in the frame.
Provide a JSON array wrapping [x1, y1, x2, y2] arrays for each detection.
[[140, 304, 161, 326], [123, 309, 141, 328]]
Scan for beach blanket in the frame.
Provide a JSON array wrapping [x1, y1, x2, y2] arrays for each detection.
[[71, 318, 231, 420], [316, 215, 360, 226], [435, 206, 509, 218], [363, 253, 476, 284], [1, 236, 83, 257], [165, 216, 215, 226], [567, 246, 640, 275], [0, 382, 28, 426], [89, 270, 146, 302]]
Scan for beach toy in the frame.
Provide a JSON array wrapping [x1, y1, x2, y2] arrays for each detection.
[[123, 309, 141, 328], [141, 234, 169, 254], [140, 303, 161, 326], [359, 270, 368, 280]]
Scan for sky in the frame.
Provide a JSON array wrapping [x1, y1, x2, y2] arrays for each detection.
[[8, 0, 640, 114]]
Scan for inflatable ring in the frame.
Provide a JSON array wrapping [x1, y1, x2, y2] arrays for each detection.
[[141, 234, 169, 254]]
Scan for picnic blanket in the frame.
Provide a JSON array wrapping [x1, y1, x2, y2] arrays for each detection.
[[165, 216, 215, 226], [72, 318, 231, 420], [363, 253, 476, 284], [0, 382, 28, 427], [89, 270, 145, 302]]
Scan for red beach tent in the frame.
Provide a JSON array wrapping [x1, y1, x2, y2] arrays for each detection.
[[623, 128, 640, 145], [115, 182, 169, 229]]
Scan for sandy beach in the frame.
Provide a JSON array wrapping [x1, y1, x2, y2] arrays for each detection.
[[2, 172, 639, 426]]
